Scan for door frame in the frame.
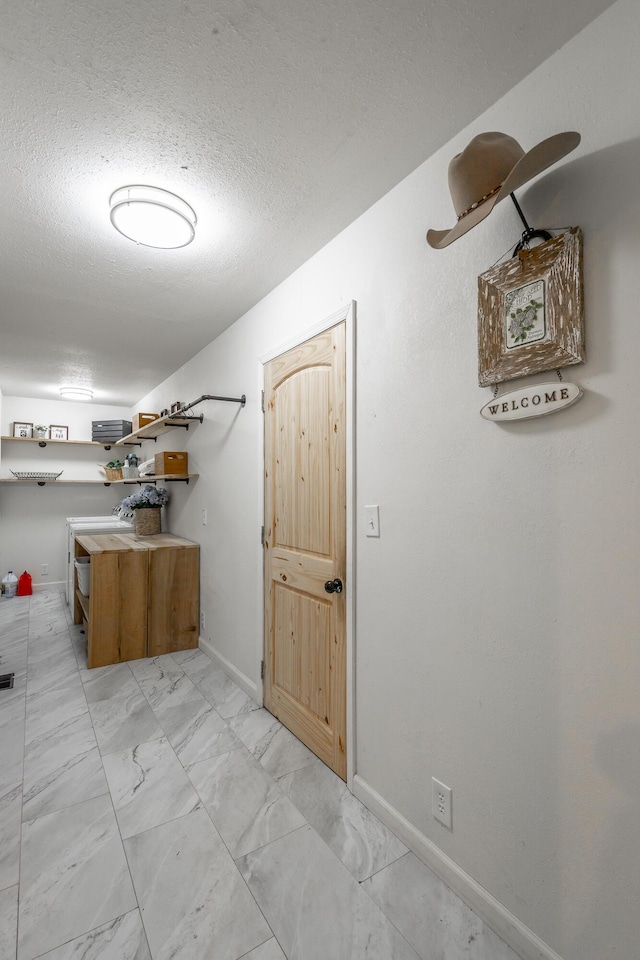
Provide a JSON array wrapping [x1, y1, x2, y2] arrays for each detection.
[[258, 301, 356, 786]]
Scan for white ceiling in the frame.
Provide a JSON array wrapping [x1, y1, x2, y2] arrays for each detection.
[[0, 0, 615, 407]]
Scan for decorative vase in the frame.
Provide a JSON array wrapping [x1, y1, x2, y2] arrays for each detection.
[[134, 507, 161, 536]]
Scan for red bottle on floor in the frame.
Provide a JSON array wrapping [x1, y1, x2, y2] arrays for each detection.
[[17, 571, 32, 596]]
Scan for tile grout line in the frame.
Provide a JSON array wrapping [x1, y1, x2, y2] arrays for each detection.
[[109, 652, 281, 960], [139, 654, 293, 959], [76, 631, 152, 956], [15, 599, 29, 960], [27, 591, 149, 960]]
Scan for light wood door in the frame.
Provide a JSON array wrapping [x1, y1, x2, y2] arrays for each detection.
[[264, 322, 347, 779]]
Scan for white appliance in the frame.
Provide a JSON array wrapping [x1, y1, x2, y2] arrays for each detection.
[[66, 514, 134, 607]]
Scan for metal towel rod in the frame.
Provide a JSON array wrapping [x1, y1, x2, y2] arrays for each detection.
[[177, 393, 246, 416]]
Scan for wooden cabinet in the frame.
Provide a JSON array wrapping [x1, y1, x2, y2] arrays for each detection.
[[74, 532, 199, 668]]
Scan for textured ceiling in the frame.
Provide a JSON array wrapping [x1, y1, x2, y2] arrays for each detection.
[[0, 0, 616, 406]]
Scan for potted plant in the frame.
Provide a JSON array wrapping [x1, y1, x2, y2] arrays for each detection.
[[121, 484, 169, 536], [34, 424, 48, 439], [103, 459, 124, 480]]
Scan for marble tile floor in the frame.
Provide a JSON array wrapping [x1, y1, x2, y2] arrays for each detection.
[[0, 590, 523, 960]]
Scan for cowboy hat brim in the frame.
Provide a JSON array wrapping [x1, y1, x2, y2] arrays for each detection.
[[426, 131, 581, 250]]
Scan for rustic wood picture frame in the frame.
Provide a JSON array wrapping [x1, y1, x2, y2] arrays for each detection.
[[13, 422, 33, 438], [49, 424, 69, 440], [477, 227, 584, 386]]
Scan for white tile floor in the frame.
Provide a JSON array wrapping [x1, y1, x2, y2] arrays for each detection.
[[0, 590, 523, 960]]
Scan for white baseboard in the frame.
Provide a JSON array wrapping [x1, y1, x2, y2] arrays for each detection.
[[33, 580, 66, 593], [352, 775, 564, 960], [198, 637, 261, 703]]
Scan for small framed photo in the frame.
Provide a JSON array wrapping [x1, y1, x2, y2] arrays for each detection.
[[49, 424, 69, 441], [477, 228, 584, 386], [13, 422, 33, 439]]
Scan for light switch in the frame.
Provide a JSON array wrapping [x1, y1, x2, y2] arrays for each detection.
[[364, 504, 380, 537]]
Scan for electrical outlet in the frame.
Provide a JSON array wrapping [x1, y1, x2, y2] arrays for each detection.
[[432, 777, 452, 829], [200, 611, 205, 633], [41, 563, 49, 576]]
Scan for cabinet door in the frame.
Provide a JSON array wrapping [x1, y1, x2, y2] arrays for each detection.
[[147, 545, 199, 657], [88, 551, 148, 668]]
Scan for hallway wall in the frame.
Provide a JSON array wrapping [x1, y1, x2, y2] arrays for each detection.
[[137, 3, 640, 958]]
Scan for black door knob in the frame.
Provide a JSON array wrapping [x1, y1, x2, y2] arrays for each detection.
[[324, 578, 343, 594]]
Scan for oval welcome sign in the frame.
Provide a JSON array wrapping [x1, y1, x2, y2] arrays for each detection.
[[480, 382, 582, 422]]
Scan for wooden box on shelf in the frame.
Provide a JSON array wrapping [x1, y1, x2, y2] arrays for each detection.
[[154, 451, 188, 475], [133, 412, 159, 432]]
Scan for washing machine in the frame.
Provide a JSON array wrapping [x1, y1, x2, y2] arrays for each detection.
[[66, 514, 134, 606]]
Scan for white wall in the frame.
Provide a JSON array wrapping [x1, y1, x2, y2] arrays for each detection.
[[138, 4, 640, 956], [20, 1, 635, 957], [0, 396, 133, 586], [135, 335, 263, 686]]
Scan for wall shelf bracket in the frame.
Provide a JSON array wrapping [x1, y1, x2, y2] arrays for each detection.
[[165, 417, 201, 431], [130, 475, 194, 484]]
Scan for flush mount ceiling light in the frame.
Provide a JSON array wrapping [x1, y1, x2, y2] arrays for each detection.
[[60, 387, 93, 400], [109, 185, 197, 249]]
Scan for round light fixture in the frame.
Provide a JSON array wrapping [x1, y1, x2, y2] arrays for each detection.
[[60, 387, 93, 400], [109, 185, 196, 249]]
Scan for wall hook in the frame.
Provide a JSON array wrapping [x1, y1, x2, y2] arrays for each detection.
[[510, 192, 552, 256]]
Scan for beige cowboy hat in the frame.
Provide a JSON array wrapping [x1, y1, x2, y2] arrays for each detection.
[[426, 130, 581, 249]]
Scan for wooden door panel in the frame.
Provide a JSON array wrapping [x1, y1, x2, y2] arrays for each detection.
[[272, 584, 331, 721], [269, 687, 334, 761], [264, 322, 346, 779], [274, 368, 330, 555], [270, 551, 333, 596]]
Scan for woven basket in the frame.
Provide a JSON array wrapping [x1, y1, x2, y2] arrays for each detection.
[[134, 507, 161, 536], [104, 466, 123, 481]]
